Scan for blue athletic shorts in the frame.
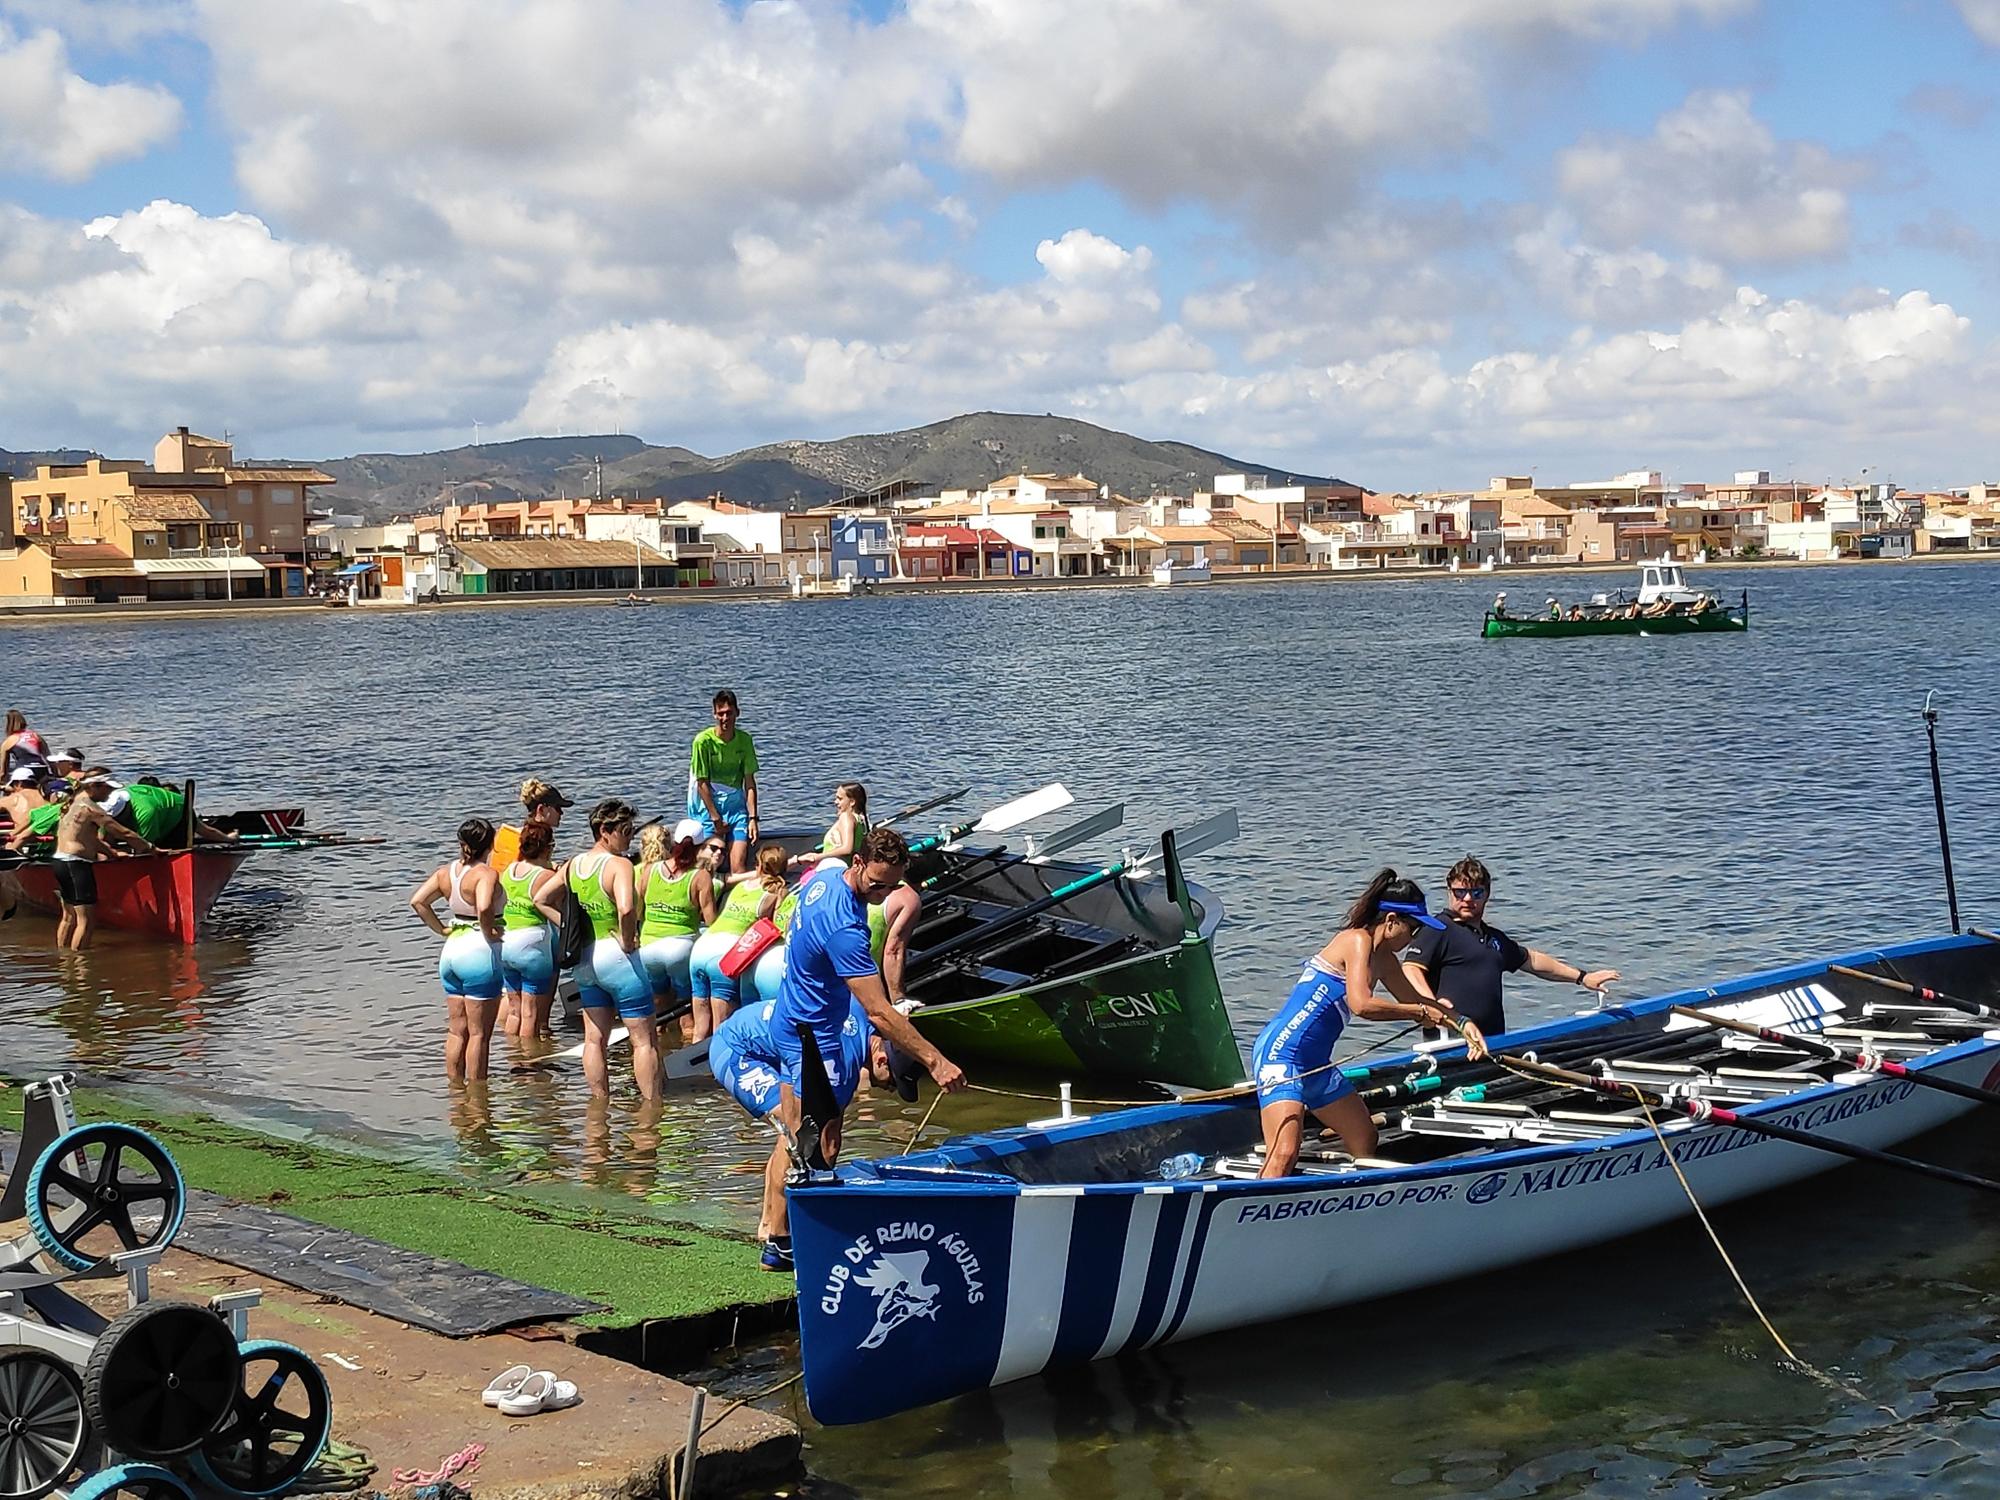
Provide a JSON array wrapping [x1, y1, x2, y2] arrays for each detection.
[[688, 930, 740, 1008], [639, 933, 696, 1002], [574, 938, 656, 1020], [688, 780, 750, 844], [501, 927, 556, 996], [709, 1004, 787, 1118], [440, 929, 503, 1002], [773, 1020, 861, 1112], [1251, 968, 1356, 1112]]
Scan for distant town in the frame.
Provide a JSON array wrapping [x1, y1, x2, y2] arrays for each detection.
[[4, 423, 1999, 607]]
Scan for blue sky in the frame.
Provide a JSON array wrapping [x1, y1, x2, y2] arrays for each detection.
[[2, 0, 1998, 489]]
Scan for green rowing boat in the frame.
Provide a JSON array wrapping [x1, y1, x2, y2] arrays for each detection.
[[1483, 595, 1748, 639], [899, 834, 1243, 1089]]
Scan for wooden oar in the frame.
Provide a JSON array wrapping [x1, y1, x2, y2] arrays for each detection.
[[911, 809, 1239, 970], [920, 803, 1126, 896], [1829, 963, 2000, 1020], [1497, 1051, 2000, 1196], [906, 782, 1074, 855], [875, 787, 971, 830]]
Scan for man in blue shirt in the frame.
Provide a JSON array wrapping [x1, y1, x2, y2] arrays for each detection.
[[759, 826, 965, 1268]]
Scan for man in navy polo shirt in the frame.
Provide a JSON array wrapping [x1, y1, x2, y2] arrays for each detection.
[[1400, 855, 1619, 1036], [758, 825, 966, 1270]]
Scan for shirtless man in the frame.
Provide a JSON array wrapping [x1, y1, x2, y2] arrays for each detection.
[[879, 880, 923, 1010], [2, 767, 49, 850], [52, 780, 158, 950]]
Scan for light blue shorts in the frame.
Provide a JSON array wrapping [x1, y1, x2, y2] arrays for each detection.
[[501, 927, 556, 996], [689, 780, 750, 844], [574, 937, 655, 1021], [639, 932, 697, 1004], [440, 929, 503, 1002], [688, 929, 741, 1008]]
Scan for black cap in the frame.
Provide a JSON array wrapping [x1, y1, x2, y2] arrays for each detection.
[[529, 785, 575, 810], [882, 1039, 923, 1103]]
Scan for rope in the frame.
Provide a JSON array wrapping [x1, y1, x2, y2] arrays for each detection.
[[698, 1369, 804, 1438], [391, 1443, 484, 1487]]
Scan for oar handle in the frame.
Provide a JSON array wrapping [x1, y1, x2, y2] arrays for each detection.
[[1669, 1004, 1836, 1058], [1829, 964, 1997, 1018], [910, 862, 1126, 968]]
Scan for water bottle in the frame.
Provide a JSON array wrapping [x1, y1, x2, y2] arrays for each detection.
[[1158, 1152, 1204, 1180]]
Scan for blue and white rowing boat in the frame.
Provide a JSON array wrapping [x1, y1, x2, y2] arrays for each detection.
[[788, 933, 2000, 1424]]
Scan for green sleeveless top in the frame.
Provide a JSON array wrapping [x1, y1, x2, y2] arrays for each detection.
[[820, 812, 870, 855], [640, 862, 701, 941], [567, 853, 620, 941], [867, 900, 889, 963], [708, 875, 769, 937], [499, 864, 548, 933]]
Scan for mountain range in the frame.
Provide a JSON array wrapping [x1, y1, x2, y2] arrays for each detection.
[[5, 413, 1347, 524], [313, 412, 1343, 521]]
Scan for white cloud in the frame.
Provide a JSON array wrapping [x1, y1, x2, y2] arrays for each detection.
[[1955, 0, 2000, 45], [1512, 212, 1730, 322], [1559, 90, 1858, 264], [0, 22, 181, 179]]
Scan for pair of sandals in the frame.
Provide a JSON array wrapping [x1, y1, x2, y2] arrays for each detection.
[[482, 1363, 582, 1416]]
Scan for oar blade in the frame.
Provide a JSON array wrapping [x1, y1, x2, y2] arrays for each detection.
[[1026, 803, 1125, 860], [972, 782, 1074, 835], [665, 1038, 714, 1081], [1136, 807, 1241, 870]]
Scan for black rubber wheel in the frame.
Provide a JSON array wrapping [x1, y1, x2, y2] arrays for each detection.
[[0, 1347, 90, 1500], [27, 1124, 186, 1272], [187, 1341, 332, 1497], [81, 1301, 241, 1460]]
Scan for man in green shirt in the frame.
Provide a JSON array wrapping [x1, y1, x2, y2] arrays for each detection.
[[687, 689, 760, 873]]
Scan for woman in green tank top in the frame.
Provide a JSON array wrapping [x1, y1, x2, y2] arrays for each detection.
[[793, 781, 869, 869], [497, 820, 564, 1041], [637, 819, 716, 1031], [687, 844, 790, 1039]]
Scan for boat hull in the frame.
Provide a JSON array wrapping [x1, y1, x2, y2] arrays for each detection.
[[11, 849, 254, 943], [908, 931, 1241, 1088], [1482, 609, 1747, 638], [789, 933, 1997, 1424]]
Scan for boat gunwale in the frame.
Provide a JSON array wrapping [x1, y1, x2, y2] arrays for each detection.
[[802, 931, 1995, 1200]]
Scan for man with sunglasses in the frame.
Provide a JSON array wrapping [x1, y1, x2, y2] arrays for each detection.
[[758, 825, 966, 1270], [1400, 855, 1619, 1036]]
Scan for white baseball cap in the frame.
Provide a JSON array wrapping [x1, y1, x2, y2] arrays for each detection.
[[7, 766, 38, 783], [672, 817, 704, 844]]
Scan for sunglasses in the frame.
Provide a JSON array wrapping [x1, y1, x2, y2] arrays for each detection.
[[1449, 886, 1488, 900]]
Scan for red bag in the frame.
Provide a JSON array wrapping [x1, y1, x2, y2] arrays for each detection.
[[719, 917, 782, 979]]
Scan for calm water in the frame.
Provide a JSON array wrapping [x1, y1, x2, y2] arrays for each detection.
[[4, 560, 1999, 1496]]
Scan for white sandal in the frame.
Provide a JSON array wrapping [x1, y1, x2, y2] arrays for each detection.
[[498, 1370, 554, 1416], [481, 1363, 533, 1407], [538, 1372, 581, 1411]]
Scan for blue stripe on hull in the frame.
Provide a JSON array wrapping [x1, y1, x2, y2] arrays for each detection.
[[1122, 1192, 1191, 1352], [1049, 1193, 1134, 1369], [1157, 1191, 1222, 1346]]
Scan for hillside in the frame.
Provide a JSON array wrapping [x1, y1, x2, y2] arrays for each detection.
[[2, 446, 97, 478], [313, 413, 1347, 521]]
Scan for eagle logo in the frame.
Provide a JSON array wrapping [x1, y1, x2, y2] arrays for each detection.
[[855, 1250, 941, 1349]]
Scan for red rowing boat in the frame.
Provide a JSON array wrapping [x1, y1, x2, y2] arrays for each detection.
[[11, 848, 255, 944]]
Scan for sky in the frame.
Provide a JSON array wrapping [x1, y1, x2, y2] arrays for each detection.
[[3, 0, 2000, 490]]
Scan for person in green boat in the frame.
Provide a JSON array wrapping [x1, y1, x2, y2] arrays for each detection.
[[636, 817, 715, 1022], [793, 781, 869, 869]]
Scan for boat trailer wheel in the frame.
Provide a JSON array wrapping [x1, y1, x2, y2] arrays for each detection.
[[187, 1341, 332, 1498], [0, 1348, 90, 1500], [82, 1302, 241, 1460], [26, 1124, 187, 1273], [64, 1465, 196, 1500]]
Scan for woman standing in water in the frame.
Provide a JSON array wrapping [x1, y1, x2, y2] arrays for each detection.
[[1253, 869, 1487, 1178], [409, 818, 505, 1082], [497, 820, 565, 1040], [636, 817, 714, 1025]]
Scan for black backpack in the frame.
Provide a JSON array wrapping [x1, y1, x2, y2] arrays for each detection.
[[553, 865, 591, 969]]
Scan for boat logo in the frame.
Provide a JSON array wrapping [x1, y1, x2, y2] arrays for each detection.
[[1465, 1172, 1508, 1205], [855, 1250, 941, 1349]]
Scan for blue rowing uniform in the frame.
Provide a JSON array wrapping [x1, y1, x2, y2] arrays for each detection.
[[771, 865, 874, 1099], [1251, 956, 1356, 1111], [712, 998, 870, 1118]]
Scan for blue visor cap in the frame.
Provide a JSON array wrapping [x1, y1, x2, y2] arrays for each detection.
[[1379, 899, 1445, 930]]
